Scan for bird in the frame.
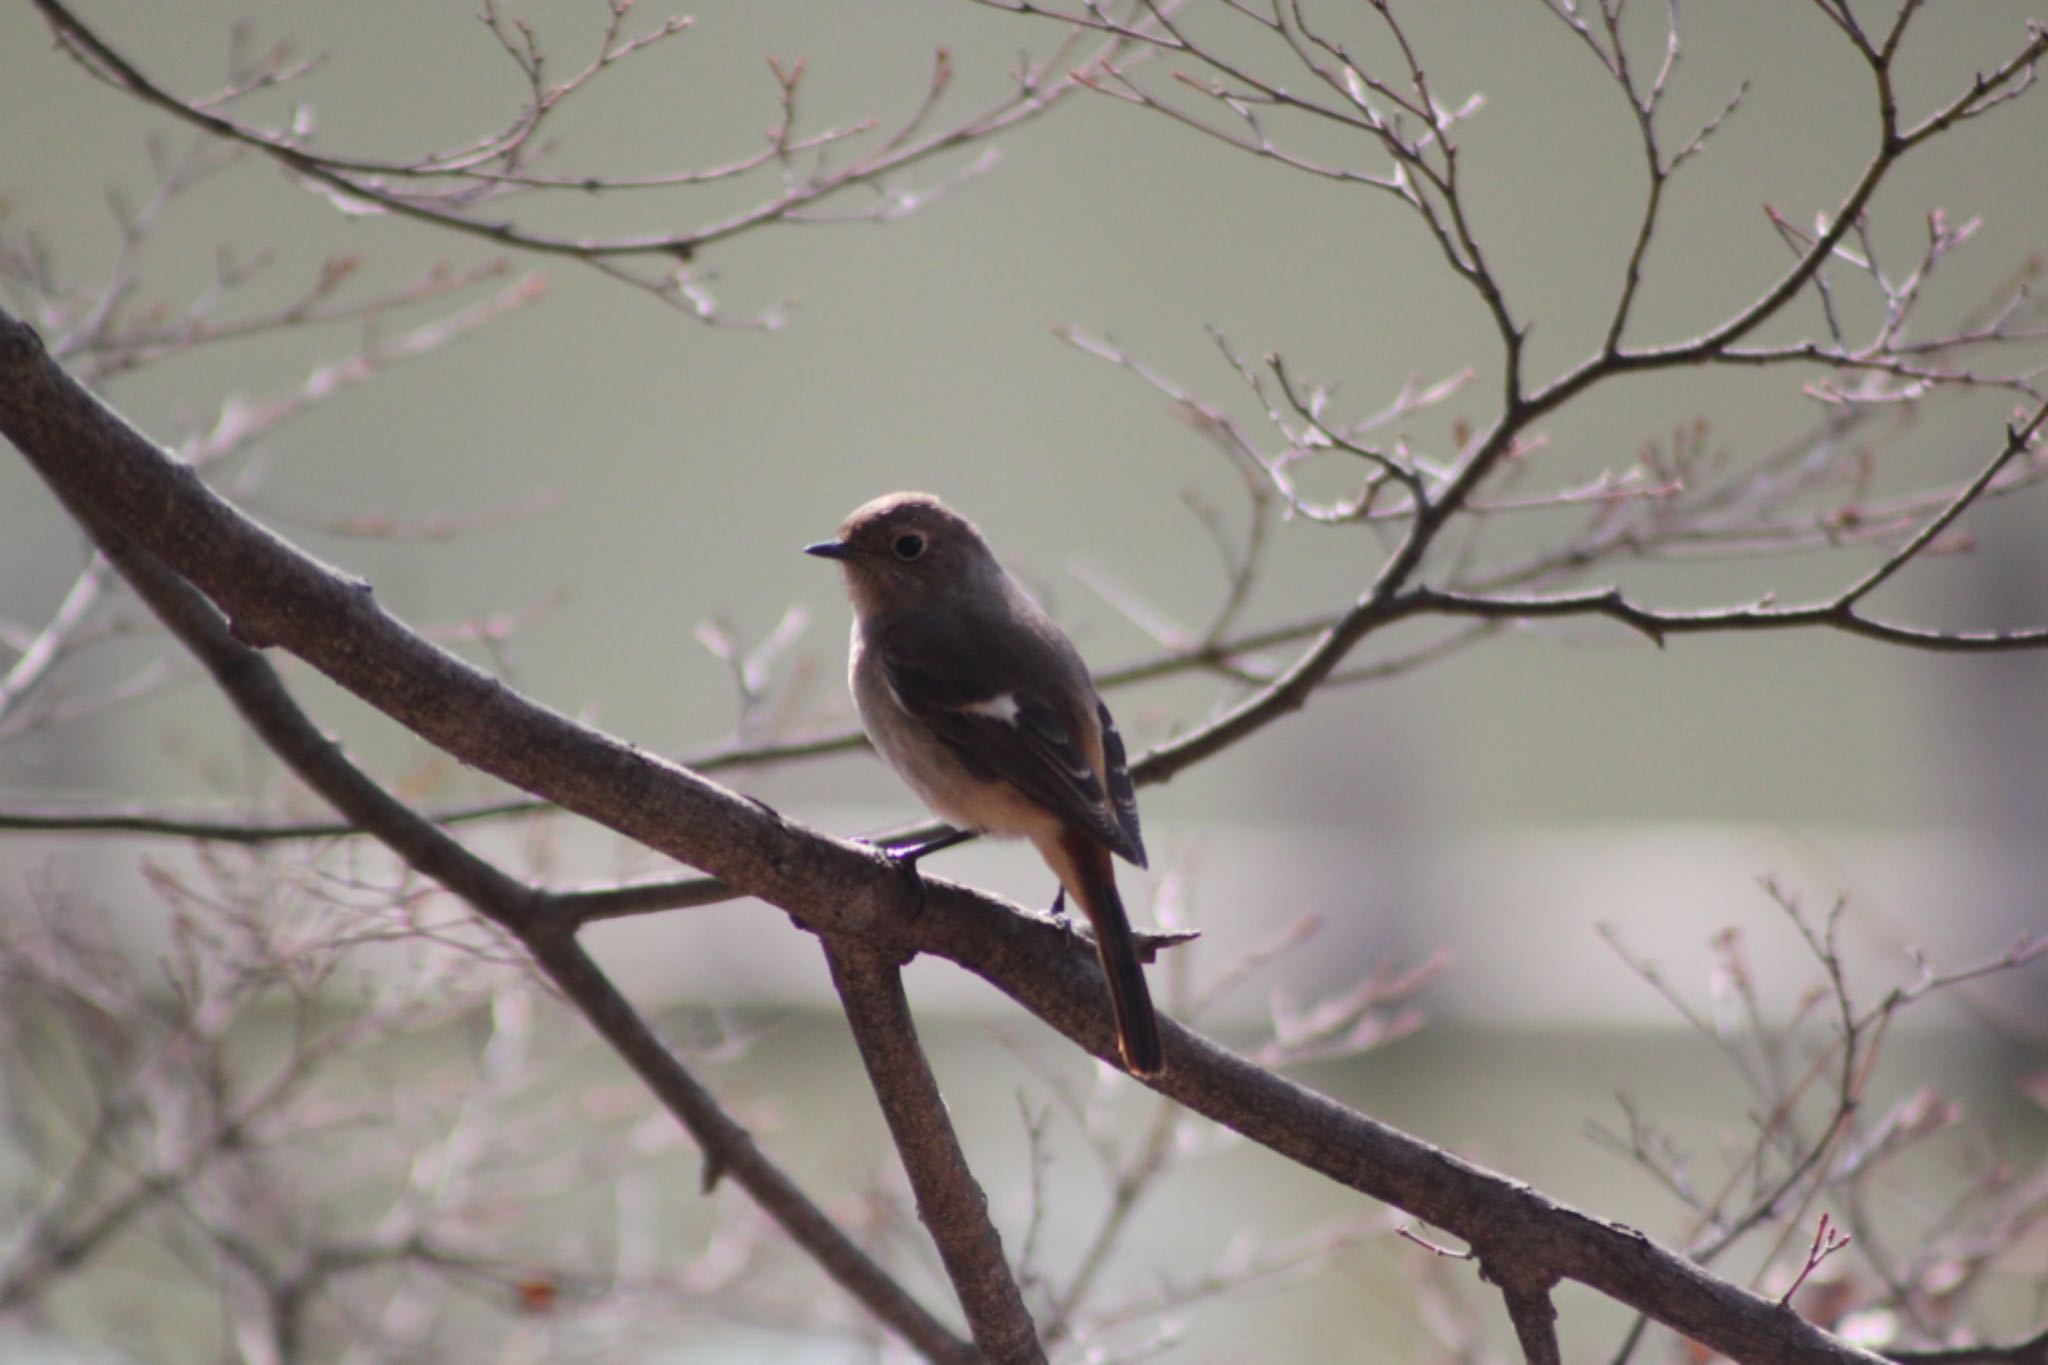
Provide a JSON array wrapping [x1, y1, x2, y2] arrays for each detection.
[[806, 492, 1163, 1076]]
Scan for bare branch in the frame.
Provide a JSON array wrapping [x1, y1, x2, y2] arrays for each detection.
[[826, 939, 1044, 1362], [30, 0, 1154, 317], [1498, 1276, 1564, 1365]]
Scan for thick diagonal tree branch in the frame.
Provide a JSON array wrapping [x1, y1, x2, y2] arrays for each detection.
[[23, 423, 978, 1362], [0, 302, 1903, 1362]]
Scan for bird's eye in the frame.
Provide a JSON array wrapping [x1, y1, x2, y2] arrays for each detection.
[[892, 532, 926, 561]]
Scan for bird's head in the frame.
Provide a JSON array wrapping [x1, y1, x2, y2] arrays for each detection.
[[806, 491, 1002, 614]]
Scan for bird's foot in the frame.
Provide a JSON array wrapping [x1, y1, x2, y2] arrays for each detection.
[[887, 846, 930, 917], [862, 827, 975, 918]]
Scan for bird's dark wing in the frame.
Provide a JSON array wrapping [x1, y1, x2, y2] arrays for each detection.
[[1096, 698, 1147, 869], [875, 612, 1142, 865]]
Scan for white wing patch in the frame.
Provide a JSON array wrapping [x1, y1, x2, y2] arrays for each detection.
[[961, 692, 1022, 724]]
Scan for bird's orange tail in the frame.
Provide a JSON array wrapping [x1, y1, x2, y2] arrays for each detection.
[[1052, 832, 1162, 1076]]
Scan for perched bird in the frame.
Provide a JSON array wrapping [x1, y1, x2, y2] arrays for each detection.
[[806, 492, 1162, 1076]]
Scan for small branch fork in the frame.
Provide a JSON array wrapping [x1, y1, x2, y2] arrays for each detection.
[[1780, 1212, 1854, 1308], [1401, 393, 2048, 652]]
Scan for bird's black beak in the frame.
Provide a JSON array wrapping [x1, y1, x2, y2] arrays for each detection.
[[804, 538, 853, 561]]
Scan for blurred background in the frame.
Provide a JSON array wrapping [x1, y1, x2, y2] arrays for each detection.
[[3, 1, 2045, 1360]]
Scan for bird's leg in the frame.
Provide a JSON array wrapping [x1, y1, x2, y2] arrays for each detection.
[[1049, 887, 1068, 923], [868, 826, 977, 916], [886, 826, 978, 864]]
